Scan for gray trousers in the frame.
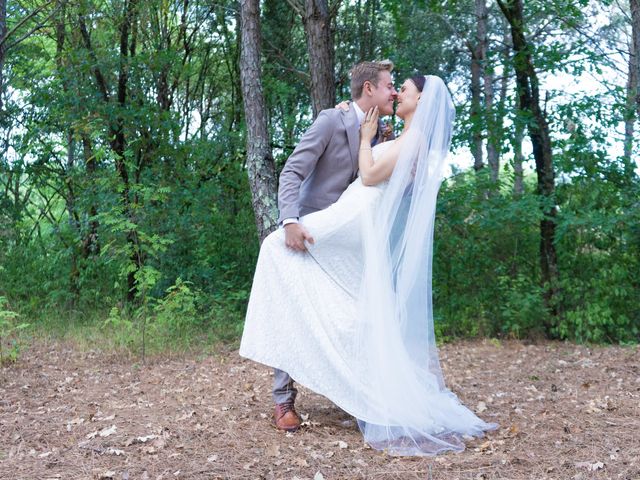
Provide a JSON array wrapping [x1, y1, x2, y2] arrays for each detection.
[[273, 368, 298, 404]]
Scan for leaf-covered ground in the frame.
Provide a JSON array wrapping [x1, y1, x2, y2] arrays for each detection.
[[1, 339, 638, 479]]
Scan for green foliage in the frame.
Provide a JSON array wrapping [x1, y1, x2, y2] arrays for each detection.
[[0, 0, 637, 351], [0, 297, 29, 364], [152, 279, 200, 346]]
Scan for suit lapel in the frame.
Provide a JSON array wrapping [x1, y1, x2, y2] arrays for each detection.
[[342, 107, 360, 175]]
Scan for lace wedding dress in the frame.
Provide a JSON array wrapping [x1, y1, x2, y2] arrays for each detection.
[[240, 141, 394, 412], [240, 76, 497, 455]]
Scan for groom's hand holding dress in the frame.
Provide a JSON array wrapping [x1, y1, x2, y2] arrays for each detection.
[[284, 223, 314, 252]]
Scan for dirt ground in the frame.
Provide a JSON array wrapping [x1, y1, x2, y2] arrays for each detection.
[[1, 339, 638, 480]]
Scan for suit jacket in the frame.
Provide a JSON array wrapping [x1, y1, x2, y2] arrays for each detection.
[[277, 107, 392, 223]]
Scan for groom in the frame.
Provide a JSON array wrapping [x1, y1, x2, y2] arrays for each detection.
[[273, 60, 397, 431]]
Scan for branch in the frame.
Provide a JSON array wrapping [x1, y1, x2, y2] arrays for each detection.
[[78, 14, 111, 102], [495, 0, 514, 24], [432, 11, 474, 51], [286, 0, 304, 17], [0, 0, 56, 48], [329, 0, 342, 18]]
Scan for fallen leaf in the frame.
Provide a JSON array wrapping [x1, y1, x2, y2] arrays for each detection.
[[176, 411, 195, 421], [476, 401, 487, 413], [314, 472, 325, 480], [575, 461, 605, 471], [99, 425, 117, 437], [266, 444, 281, 457], [66, 417, 85, 432], [125, 434, 157, 446], [294, 458, 309, 467]]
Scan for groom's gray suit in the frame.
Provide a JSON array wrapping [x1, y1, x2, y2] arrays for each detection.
[[274, 105, 391, 404]]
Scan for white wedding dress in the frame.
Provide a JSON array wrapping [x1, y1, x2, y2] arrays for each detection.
[[240, 141, 393, 411], [242, 77, 496, 455], [240, 140, 496, 455]]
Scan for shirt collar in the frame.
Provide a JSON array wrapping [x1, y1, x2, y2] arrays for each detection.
[[352, 101, 366, 125]]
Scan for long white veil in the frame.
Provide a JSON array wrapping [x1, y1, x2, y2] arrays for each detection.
[[352, 76, 497, 455]]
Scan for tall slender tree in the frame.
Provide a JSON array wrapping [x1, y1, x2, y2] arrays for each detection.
[[468, 2, 485, 172], [497, 0, 559, 320], [288, 0, 336, 117], [0, 0, 5, 113], [624, 33, 637, 164], [628, 0, 640, 166], [240, 0, 279, 242]]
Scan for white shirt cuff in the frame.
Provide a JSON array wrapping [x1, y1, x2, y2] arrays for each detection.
[[281, 217, 299, 226]]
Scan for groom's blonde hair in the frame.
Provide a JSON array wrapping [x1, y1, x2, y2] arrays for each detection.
[[350, 60, 394, 100]]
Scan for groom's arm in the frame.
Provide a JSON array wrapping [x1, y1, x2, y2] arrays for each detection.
[[277, 110, 337, 224]]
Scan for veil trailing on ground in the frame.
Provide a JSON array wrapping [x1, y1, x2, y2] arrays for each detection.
[[352, 76, 497, 455]]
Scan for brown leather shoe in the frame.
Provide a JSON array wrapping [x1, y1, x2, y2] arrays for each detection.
[[274, 401, 301, 432]]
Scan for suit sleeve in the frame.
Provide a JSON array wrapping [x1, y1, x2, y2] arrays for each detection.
[[277, 110, 337, 223]]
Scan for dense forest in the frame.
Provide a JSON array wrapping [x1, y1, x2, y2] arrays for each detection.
[[0, 0, 638, 352]]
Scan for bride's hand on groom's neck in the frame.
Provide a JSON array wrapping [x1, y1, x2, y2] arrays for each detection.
[[360, 106, 379, 145]]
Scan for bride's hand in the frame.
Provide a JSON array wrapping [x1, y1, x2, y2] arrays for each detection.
[[335, 100, 350, 111], [360, 106, 379, 144]]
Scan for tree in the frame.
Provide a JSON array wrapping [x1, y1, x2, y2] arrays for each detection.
[[288, 0, 337, 117], [497, 0, 559, 319], [0, 0, 6, 113], [239, 0, 279, 242], [469, 0, 488, 172], [627, 0, 640, 162]]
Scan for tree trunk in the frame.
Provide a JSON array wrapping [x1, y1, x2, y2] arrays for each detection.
[[624, 37, 637, 167], [80, 0, 140, 301], [116, 0, 141, 302], [469, 43, 484, 171], [0, 0, 6, 113], [239, 0, 278, 242], [632, 0, 640, 117], [81, 134, 100, 257], [626, 0, 640, 172], [478, 0, 500, 183], [356, 0, 377, 61], [285, 0, 335, 116], [299, 0, 335, 117], [498, 0, 559, 322], [476, 0, 499, 179], [513, 113, 524, 196]]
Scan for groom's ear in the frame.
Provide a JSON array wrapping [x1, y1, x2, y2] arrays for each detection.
[[362, 80, 373, 97]]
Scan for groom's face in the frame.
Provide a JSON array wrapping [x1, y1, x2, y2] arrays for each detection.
[[369, 71, 397, 116]]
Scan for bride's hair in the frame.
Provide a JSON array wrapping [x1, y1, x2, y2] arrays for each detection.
[[409, 75, 426, 92]]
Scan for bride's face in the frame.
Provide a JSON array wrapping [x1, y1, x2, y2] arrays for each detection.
[[395, 79, 421, 120]]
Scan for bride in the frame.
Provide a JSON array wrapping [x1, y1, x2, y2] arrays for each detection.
[[240, 75, 497, 456]]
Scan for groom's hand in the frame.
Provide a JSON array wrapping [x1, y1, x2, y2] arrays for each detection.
[[284, 223, 315, 252]]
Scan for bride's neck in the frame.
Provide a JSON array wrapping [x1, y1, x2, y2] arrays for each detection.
[[402, 112, 414, 133]]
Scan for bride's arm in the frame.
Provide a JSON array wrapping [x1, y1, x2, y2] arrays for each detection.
[[359, 107, 404, 186]]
